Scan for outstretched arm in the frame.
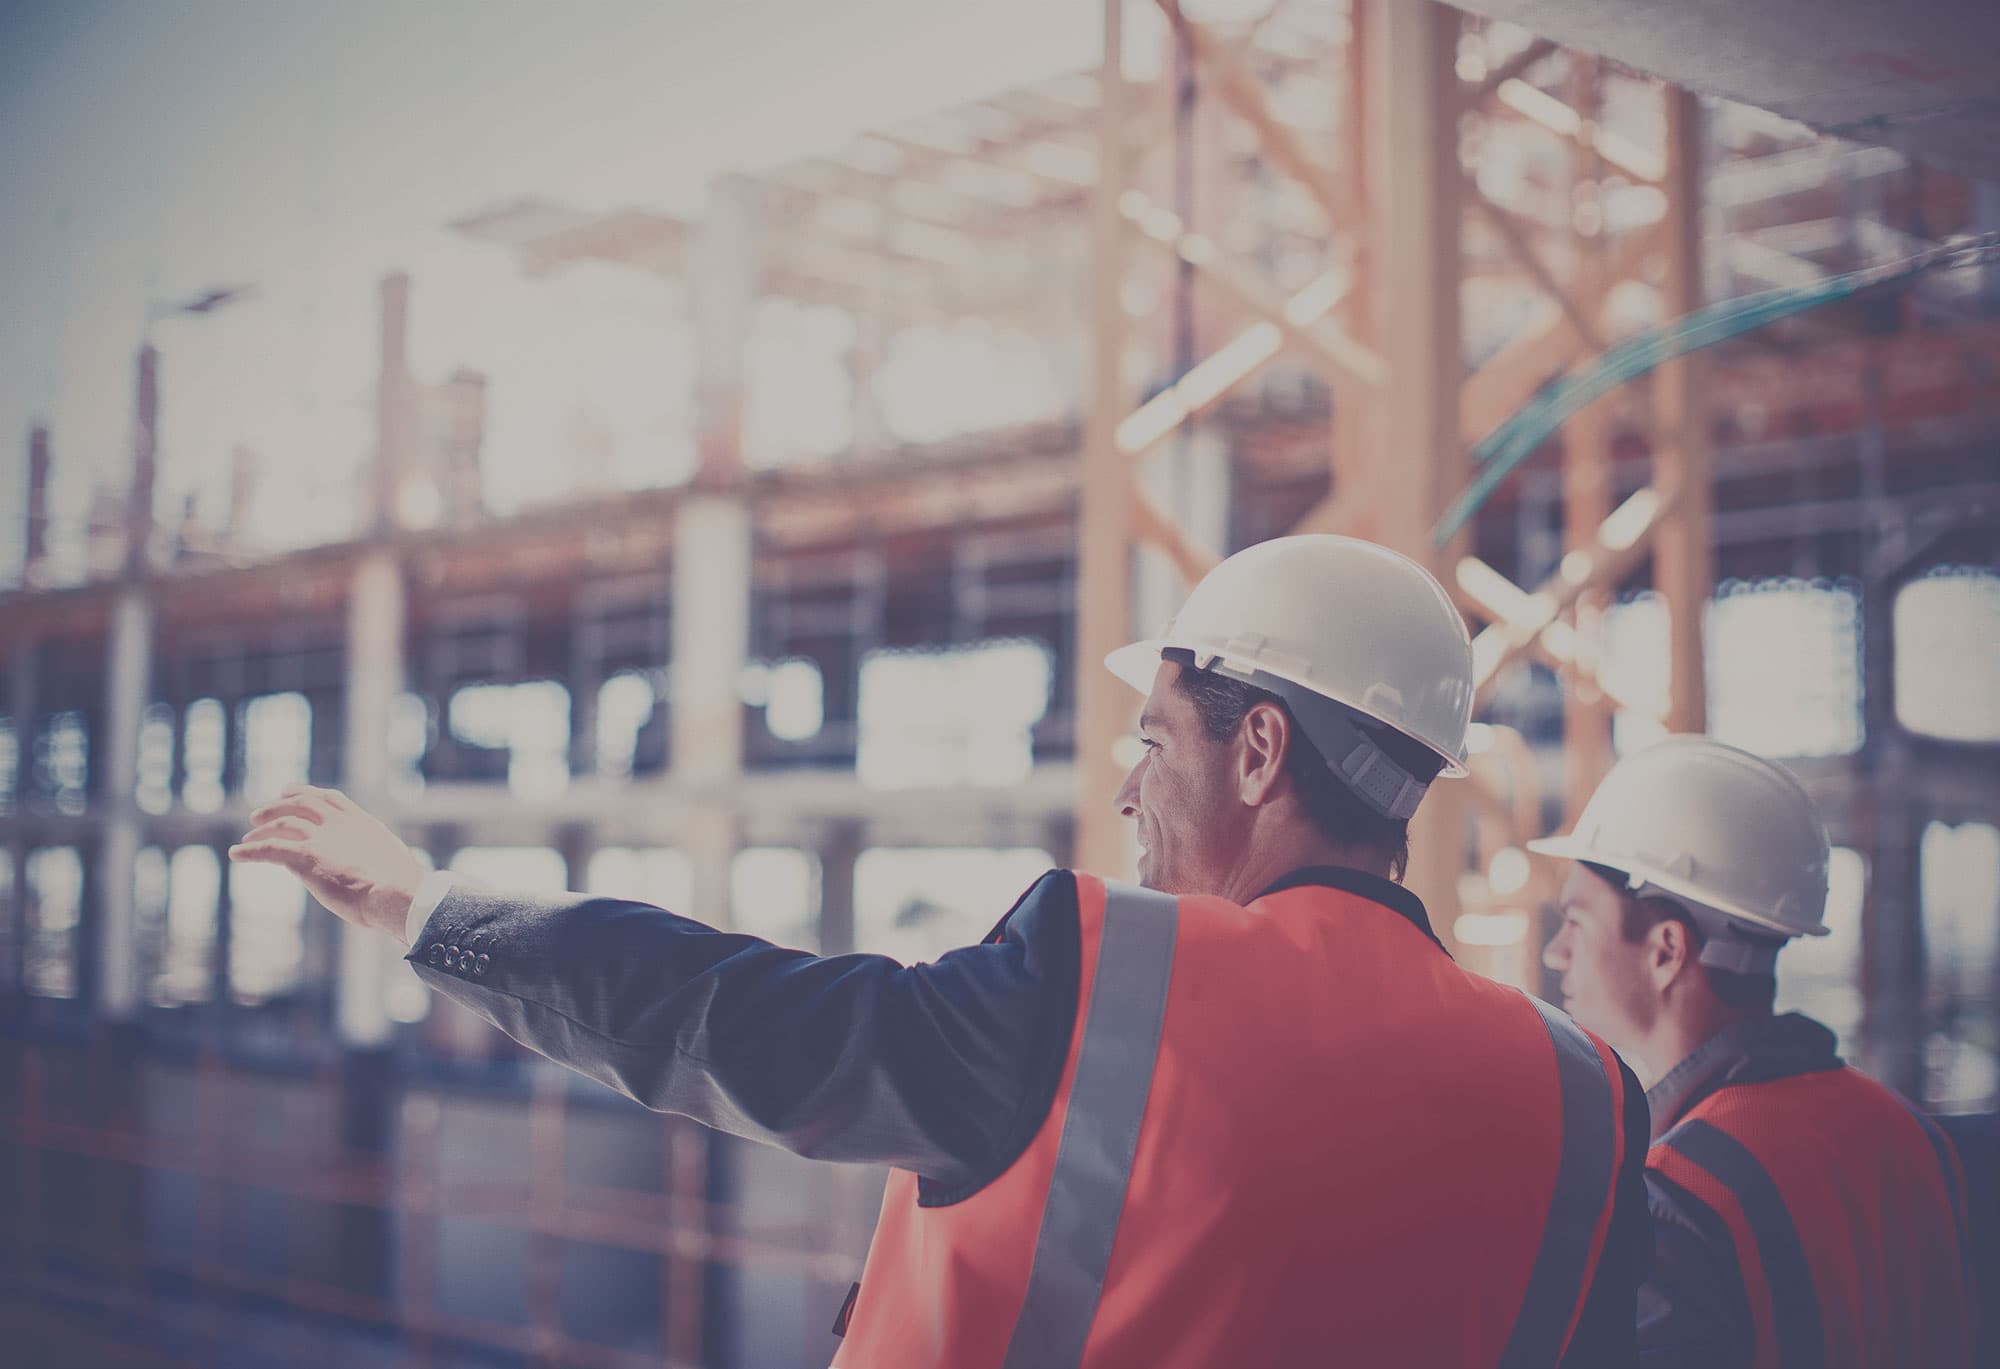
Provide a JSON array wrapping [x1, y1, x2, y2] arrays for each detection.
[[231, 785, 1080, 1188]]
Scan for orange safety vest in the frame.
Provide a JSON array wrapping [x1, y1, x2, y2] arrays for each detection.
[[1648, 1067, 1975, 1369], [832, 874, 1631, 1368]]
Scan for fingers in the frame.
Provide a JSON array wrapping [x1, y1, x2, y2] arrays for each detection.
[[277, 782, 354, 814], [248, 798, 328, 827], [227, 839, 314, 871], [238, 819, 313, 845], [229, 815, 315, 869]]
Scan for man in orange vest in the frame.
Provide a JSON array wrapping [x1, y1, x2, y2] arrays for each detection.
[[1533, 737, 1974, 1368], [233, 535, 1649, 1366]]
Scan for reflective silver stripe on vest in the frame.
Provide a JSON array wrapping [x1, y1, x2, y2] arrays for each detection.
[[1658, 1118, 1825, 1369], [999, 881, 1179, 1369], [1497, 996, 1618, 1369]]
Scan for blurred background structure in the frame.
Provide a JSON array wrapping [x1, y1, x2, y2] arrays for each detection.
[[2, 0, 1997, 1364]]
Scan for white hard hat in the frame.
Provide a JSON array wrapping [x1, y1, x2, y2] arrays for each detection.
[[1105, 535, 1474, 819], [1527, 736, 1831, 973]]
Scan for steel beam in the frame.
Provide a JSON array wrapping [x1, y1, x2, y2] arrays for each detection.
[[1073, 0, 1139, 880], [1559, 56, 1616, 823], [1653, 86, 1713, 733], [1155, 0, 1361, 239], [1365, 0, 1466, 941], [1463, 481, 1679, 694], [1122, 192, 1385, 391]]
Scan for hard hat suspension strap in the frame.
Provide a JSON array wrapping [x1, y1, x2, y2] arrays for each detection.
[[1189, 655, 1430, 820], [1617, 871, 1788, 974]]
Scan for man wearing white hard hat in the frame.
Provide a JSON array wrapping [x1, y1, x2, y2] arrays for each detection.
[[1533, 737, 1973, 1368], [231, 534, 1648, 1367]]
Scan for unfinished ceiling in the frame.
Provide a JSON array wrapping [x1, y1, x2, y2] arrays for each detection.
[[1446, 0, 2000, 182]]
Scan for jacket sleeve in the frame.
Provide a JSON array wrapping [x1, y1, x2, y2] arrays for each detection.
[[1638, 1168, 1756, 1369], [404, 869, 1082, 1190], [1559, 1055, 1653, 1369]]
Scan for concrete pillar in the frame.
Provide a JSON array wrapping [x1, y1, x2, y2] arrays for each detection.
[[670, 499, 751, 785], [370, 274, 414, 536], [127, 345, 159, 577], [567, 669, 601, 781], [94, 585, 153, 1021], [1857, 545, 1926, 1096], [680, 171, 759, 925], [671, 497, 750, 929], [209, 836, 234, 1031], [5, 640, 35, 992], [556, 825, 595, 895], [344, 554, 407, 776], [335, 1042, 396, 1299], [331, 905, 395, 1049], [336, 549, 405, 1048], [1363, 0, 1466, 942], [24, 425, 50, 584], [335, 552, 406, 1297], [692, 176, 758, 485], [814, 819, 867, 956], [436, 369, 487, 524], [5, 641, 35, 1001], [1859, 787, 1926, 1099]]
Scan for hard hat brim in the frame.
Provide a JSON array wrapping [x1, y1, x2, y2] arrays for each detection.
[[1524, 835, 1590, 860], [1525, 835, 1830, 938], [1105, 639, 1170, 694]]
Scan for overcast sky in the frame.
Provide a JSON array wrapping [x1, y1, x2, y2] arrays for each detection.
[[0, 0, 1102, 571]]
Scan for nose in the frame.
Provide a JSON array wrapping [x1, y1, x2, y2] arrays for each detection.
[[1542, 923, 1571, 972], [1114, 755, 1144, 818]]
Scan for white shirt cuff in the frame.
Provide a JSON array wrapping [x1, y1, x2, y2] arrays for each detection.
[[405, 870, 456, 947]]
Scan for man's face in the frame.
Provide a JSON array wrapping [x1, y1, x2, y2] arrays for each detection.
[[1542, 863, 1659, 1051], [1112, 662, 1246, 896]]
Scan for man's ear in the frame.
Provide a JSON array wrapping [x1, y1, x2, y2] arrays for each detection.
[[1647, 906, 1696, 992], [1237, 701, 1291, 805]]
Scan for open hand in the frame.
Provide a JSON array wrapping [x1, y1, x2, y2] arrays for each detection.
[[229, 784, 428, 943]]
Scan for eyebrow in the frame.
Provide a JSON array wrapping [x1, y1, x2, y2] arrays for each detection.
[[1137, 712, 1165, 733]]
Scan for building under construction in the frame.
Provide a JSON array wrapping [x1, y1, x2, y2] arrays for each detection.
[[3, 0, 1997, 1364]]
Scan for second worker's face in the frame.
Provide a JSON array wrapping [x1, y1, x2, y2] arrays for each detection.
[[1542, 863, 1659, 1051], [1112, 661, 1248, 896]]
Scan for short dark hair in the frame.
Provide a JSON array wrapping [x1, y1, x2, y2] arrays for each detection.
[[1583, 863, 1778, 1013], [1171, 665, 1443, 882]]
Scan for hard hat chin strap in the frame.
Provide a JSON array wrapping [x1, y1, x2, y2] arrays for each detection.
[[1191, 655, 1429, 820]]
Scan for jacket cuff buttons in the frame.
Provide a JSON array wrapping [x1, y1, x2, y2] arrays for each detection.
[[424, 938, 491, 976]]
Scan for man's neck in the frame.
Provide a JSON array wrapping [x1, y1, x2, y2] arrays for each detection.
[[1636, 998, 1766, 1090], [1220, 839, 1390, 907]]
